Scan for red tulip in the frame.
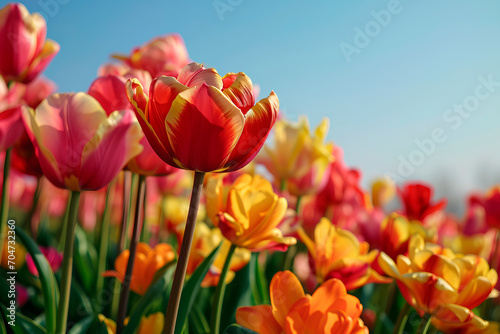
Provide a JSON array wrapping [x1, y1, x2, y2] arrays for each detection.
[[22, 92, 143, 191], [398, 182, 447, 222], [0, 3, 59, 83], [126, 62, 279, 173], [0, 77, 24, 151]]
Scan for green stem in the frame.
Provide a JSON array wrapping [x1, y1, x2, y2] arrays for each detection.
[[279, 179, 286, 192], [164, 171, 206, 334], [295, 196, 302, 213], [96, 180, 115, 304], [118, 171, 132, 254], [393, 302, 411, 334], [0, 148, 12, 263], [58, 192, 72, 252], [385, 281, 397, 315], [416, 313, 432, 334], [211, 243, 237, 334], [116, 174, 146, 334], [26, 177, 41, 232], [55, 190, 81, 334], [140, 180, 148, 243]]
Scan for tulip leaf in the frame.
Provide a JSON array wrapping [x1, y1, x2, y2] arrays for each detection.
[[249, 253, 269, 305], [16, 226, 58, 334], [188, 303, 210, 334], [74, 224, 98, 294], [1, 303, 47, 334], [222, 324, 258, 334], [122, 261, 177, 334], [68, 315, 93, 334], [174, 242, 222, 334]]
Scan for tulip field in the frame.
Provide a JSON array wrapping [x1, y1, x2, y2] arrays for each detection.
[[1, 2, 500, 334]]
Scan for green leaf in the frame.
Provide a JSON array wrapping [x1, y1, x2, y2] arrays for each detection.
[[68, 316, 93, 334], [74, 224, 98, 294], [122, 261, 176, 334], [249, 253, 269, 305], [222, 324, 258, 334], [1, 303, 47, 334], [188, 303, 210, 334], [174, 242, 222, 334], [16, 226, 57, 334]]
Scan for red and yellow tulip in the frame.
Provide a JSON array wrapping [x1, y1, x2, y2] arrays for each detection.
[[378, 234, 499, 332], [126, 62, 279, 173], [298, 218, 391, 290], [206, 173, 296, 251]]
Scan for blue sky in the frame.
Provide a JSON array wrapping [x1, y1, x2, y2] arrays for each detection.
[[23, 0, 500, 207]]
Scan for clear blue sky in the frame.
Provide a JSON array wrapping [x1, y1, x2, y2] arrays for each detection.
[[23, 0, 500, 209]]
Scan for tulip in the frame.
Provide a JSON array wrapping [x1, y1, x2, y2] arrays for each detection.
[[126, 62, 279, 173], [398, 182, 447, 223], [0, 3, 59, 83], [206, 174, 296, 251], [103, 242, 175, 295], [0, 77, 25, 152], [371, 176, 395, 208], [236, 270, 369, 334], [1, 234, 26, 269], [258, 116, 334, 194], [99, 312, 165, 334], [113, 34, 190, 78], [470, 186, 500, 230], [378, 234, 499, 333], [22, 92, 143, 191], [26, 246, 62, 276], [298, 218, 390, 290]]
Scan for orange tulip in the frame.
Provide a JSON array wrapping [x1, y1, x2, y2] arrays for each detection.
[[0, 3, 59, 83], [299, 218, 391, 290], [99, 312, 164, 334], [103, 243, 175, 295], [126, 62, 279, 173], [378, 234, 499, 332], [236, 270, 368, 334], [22, 92, 143, 191], [206, 173, 296, 251]]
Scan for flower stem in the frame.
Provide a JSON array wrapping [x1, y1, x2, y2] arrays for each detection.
[[416, 313, 432, 334], [96, 180, 116, 304], [164, 171, 206, 334], [0, 148, 12, 263], [211, 243, 237, 334], [55, 190, 81, 334], [58, 193, 72, 252], [118, 171, 132, 254], [26, 178, 41, 234], [116, 174, 146, 334], [393, 302, 411, 334]]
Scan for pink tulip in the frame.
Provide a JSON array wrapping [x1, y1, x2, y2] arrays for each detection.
[[113, 34, 190, 78], [26, 246, 63, 276], [22, 92, 143, 191], [88, 70, 179, 176], [0, 3, 59, 83]]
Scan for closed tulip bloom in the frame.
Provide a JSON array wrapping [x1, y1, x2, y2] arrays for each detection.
[[398, 182, 447, 223], [88, 70, 178, 176], [207, 174, 296, 251], [371, 176, 395, 208], [298, 218, 391, 290], [126, 62, 279, 173], [103, 243, 175, 295], [0, 3, 59, 83], [0, 77, 25, 151], [113, 34, 190, 78], [22, 92, 143, 191], [236, 270, 369, 334], [379, 235, 499, 332]]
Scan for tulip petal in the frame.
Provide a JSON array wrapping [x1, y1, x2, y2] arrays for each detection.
[[177, 62, 223, 89], [166, 84, 244, 172], [222, 72, 255, 114], [79, 110, 143, 190], [126, 78, 177, 167], [236, 305, 281, 334], [225, 92, 279, 172], [0, 106, 24, 151], [271, 270, 306, 328], [88, 75, 129, 115]]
